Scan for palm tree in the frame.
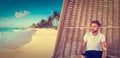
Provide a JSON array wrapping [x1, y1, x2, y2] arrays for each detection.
[[40, 19, 46, 24], [36, 23, 40, 28], [47, 16, 54, 28], [39, 19, 48, 28], [30, 23, 36, 28], [53, 11, 60, 20], [30, 10, 60, 28], [52, 11, 60, 28], [48, 16, 54, 22]]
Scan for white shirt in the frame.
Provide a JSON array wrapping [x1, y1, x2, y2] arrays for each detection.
[[83, 31, 105, 51]]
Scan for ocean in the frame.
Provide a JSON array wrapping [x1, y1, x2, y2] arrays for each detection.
[[0, 28, 26, 32], [0, 28, 35, 53]]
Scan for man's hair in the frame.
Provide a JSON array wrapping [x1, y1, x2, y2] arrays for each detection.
[[91, 20, 101, 26]]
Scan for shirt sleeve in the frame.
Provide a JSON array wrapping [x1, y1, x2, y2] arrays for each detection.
[[101, 34, 106, 42], [83, 33, 88, 41]]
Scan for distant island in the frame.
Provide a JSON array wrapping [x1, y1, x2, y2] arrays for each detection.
[[30, 11, 60, 29]]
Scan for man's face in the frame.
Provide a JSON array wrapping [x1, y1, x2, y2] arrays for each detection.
[[91, 23, 100, 33]]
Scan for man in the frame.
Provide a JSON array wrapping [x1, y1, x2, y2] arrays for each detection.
[[80, 20, 107, 58]]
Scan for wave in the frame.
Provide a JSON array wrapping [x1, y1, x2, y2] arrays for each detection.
[[0, 30, 35, 53]]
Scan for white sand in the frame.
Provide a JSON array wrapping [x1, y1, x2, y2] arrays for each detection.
[[0, 28, 58, 58]]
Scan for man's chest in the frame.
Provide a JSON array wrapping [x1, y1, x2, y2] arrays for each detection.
[[87, 35, 102, 44]]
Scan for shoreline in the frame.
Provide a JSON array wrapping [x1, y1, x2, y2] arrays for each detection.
[[0, 28, 58, 58]]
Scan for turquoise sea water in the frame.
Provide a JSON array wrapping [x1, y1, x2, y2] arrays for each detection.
[[0, 28, 26, 32], [0, 28, 34, 53]]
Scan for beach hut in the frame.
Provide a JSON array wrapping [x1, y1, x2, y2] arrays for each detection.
[[53, 0, 120, 58]]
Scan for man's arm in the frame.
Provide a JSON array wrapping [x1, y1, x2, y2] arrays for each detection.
[[79, 40, 87, 54], [102, 41, 107, 58]]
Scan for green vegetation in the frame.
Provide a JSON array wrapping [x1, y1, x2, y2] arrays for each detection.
[[30, 11, 60, 28]]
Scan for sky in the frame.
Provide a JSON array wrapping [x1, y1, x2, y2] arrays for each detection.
[[0, 0, 63, 28]]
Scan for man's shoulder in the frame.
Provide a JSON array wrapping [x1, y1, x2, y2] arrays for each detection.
[[85, 31, 91, 34], [99, 32, 105, 37], [86, 31, 90, 33], [84, 32, 91, 36]]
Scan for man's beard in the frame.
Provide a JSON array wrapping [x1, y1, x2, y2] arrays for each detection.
[[92, 29, 98, 33]]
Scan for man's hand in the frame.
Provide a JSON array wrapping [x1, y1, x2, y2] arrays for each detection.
[[79, 40, 86, 54], [102, 41, 107, 58]]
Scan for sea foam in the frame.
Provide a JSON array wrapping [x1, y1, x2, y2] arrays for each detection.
[[0, 29, 35, 53]]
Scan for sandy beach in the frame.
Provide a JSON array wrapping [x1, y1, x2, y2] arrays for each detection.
[[0, 28, 58, 58]]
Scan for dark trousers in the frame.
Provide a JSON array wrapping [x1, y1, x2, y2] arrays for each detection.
[[84, 50, 103, 58]]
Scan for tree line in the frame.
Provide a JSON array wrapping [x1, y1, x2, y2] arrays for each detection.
[[30, 11, 60, 28]]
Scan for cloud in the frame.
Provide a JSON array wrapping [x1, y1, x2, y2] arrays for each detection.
[[15, 10, 30, 18]]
